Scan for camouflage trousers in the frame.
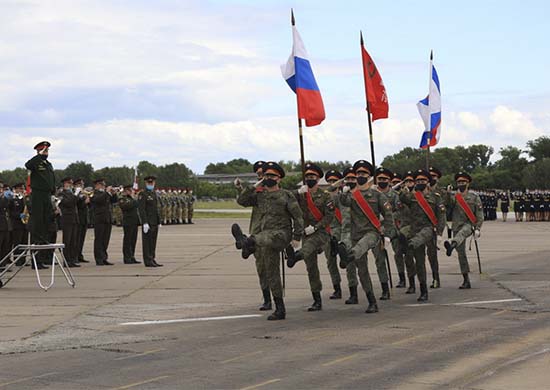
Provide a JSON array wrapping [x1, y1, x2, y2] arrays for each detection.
[[350, 231, 386, 294], [254, 229, 291, 299], [323, 239, 341, 286], [400, 226, 417, 278], [426, 237, 439, 278], [254, 247, 269, 291], [301, 230, 329, 293], [391, 236, 405, 275], [453, 224, 474, 274], [187, 206, 194, 221], [408, 226, 435, 284]]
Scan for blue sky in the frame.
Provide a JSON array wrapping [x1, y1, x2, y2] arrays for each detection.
[[0, 0, 549, 173]]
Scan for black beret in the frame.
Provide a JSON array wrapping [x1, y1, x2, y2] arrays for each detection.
[[144, 175, 157, 182], [391, 172, 402, 181], [34, 141, 51, 150], [263, 161, 285, 178], [253, 161, 265, 173], [455, 171, 472, 182], [324, 169, 343, 181], [414, 169, 430, 180], [304, 162, 323, 178], [375, 167, 393, 179], [13, 182, 25, 188], [60, 177, 73, 183], [93, 178, 106, 184], [429, 166, 442, 178], [353, 160, 374, 175], [343, 167, 356, 178]]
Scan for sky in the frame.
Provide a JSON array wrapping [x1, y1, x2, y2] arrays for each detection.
[[1, 0, 549, 173]]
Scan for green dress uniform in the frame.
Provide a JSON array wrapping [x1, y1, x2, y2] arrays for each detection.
[[9, 192, 29, 263], [75, 190, 88, 262], [399, 180, 446, 302], [58, 188, 79, 266], [91, 189, 114, 265], [139, 188, 161, 267], [25, 154, 56, 245], [119, 193, 140, 264]]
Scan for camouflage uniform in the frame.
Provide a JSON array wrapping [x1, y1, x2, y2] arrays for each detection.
[[378, 188, 404, 285], [427, 182, 448, 287], [324, 190, 343, 291], [187, 191, 195, 223]]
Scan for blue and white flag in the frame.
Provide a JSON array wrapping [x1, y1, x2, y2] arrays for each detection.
[[418, 59, 441, 148]]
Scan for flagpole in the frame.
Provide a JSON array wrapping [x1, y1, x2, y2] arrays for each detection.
[[292, 9, 307, 182], [361, 31, 376, 169], [426, 50, 433, 171]]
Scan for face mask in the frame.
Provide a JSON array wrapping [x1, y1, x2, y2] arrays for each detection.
[[458, 184, 468, 192], [146, 184, 154, 190], [415, 183, 427, 192], [263, 178, 277, 188], [346, 182, 357, 189], [357, 176, 369, 186], [40, 154, 48, 160], [377, 181, 389, 189], [305, 179, 318, 189], [98, 188, 105, 192]]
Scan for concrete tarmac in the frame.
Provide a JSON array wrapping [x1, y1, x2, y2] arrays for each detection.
[[1, 218, 549, 389]]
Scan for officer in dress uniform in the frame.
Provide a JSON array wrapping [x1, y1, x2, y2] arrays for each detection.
[[119, 184, 140, 264], [73, 179, 90, 263], [139, 176, 163, 267], [9, 183, 29, 266], [91, 179, 115, 266], [58, 177, 80, 267]]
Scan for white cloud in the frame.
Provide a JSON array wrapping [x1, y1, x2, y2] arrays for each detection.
[[457, 111, 485, 130], [489, 105, 543, 139]]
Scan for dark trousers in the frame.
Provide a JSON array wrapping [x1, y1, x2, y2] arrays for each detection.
[[62, 222, 78, 264], [36, 229, 57, 265], [11, 228, 28, 257], [142, 225, 159, 266], [30, 190, 52, 245], [76, 223, 87, 261], [0, 231, 11, 267], [123, 224, 138, 262], [94, 222, 112, 264]]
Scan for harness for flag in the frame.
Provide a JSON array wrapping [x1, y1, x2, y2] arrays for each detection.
[[281, 12, 325, 127], [361, 32, 388, 121], [418, 52, 441, 149]]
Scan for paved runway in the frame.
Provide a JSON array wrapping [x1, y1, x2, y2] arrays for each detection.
[[1, 219, 549, 389]]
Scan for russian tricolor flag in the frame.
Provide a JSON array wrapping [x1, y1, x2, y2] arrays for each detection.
[[281, 22, 325, 127], [418, 59, 441, 149]]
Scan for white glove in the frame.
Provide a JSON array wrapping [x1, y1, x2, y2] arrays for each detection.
[[291, 240, 301, 249], [304, 225, 316, 236], [447, 185, 453, 192], [298, 184, 308, 194], [342, 186, 350, 193], [143, 223, 150, 234], [75, 187, 82, 196], [384, 236, 391, 244], [253, 179, 263, 188], [474, 229, 481, 239], [233, 178, 242, 188], [158, 224, 162, 229]]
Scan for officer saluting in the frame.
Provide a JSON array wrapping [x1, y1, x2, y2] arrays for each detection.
[[139, 176, 163, 267]]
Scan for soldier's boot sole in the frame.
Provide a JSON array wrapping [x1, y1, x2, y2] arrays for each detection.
[[231, 224, 246, 250]]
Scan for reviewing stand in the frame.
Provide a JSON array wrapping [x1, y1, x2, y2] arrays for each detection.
[[0, 244, 76, 290]]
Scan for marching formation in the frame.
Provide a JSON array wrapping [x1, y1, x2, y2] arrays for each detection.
[[231, 160, 483, 321]]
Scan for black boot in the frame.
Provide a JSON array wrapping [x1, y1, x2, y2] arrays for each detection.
[[345, 286, 359, 304], [430, 271, 441, 289], [379, 282, 391, 300], [396, 272, 406, 288], [241, 236, 256, 259], [329, 284, 342, 299], [417, 281, 428, 302], [286, 247, 303, 268], [259, 288, 272, 311], [337, 242, 354, 269], [444, 240, 457, 256], [231, 223, 246, 250], [308, 292, 322, 311], [365, 291, 379, 313], [405, 276, 416, 294], [267, 297, 286, 320], [459, 273, 471, 289]]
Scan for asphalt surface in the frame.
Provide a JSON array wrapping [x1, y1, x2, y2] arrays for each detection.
[[1, 218, 549, 389]]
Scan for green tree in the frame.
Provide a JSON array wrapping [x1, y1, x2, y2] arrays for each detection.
[[64, 161, 94, 185], [526, 136, 550, 161], [522, 158, 550, 189], [157, 163, 193, 187], [204, 158, 252, 174]]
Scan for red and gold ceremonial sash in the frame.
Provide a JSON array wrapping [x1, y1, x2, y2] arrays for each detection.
[[305, 191, 330, 233], [352, 190, 382, 233], [455, 193, 477, 224], [335, 207, 343, 224], [414, 191, 438, 226]]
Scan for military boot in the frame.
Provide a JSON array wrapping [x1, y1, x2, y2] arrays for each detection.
[[459, 273, 471, 289], [259, 288, 272, 311], [417, 282, 428, 302], [308, 292, 322, 311], [444, 240, 457, 256], [345, 286, 359, 304], [379, 282, 391, 300], [241, 236, 256, 259], [405, 276, 416, 294], [337, 242, 354, 269], [329, 284, 342, 300], [267, 297, 286, 321], [365, 291, 379, 313], [286, 248, 303, 268], [396, 272, 406, 288], [430, 271, 441, 289], [231, 223, 246, 250]]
